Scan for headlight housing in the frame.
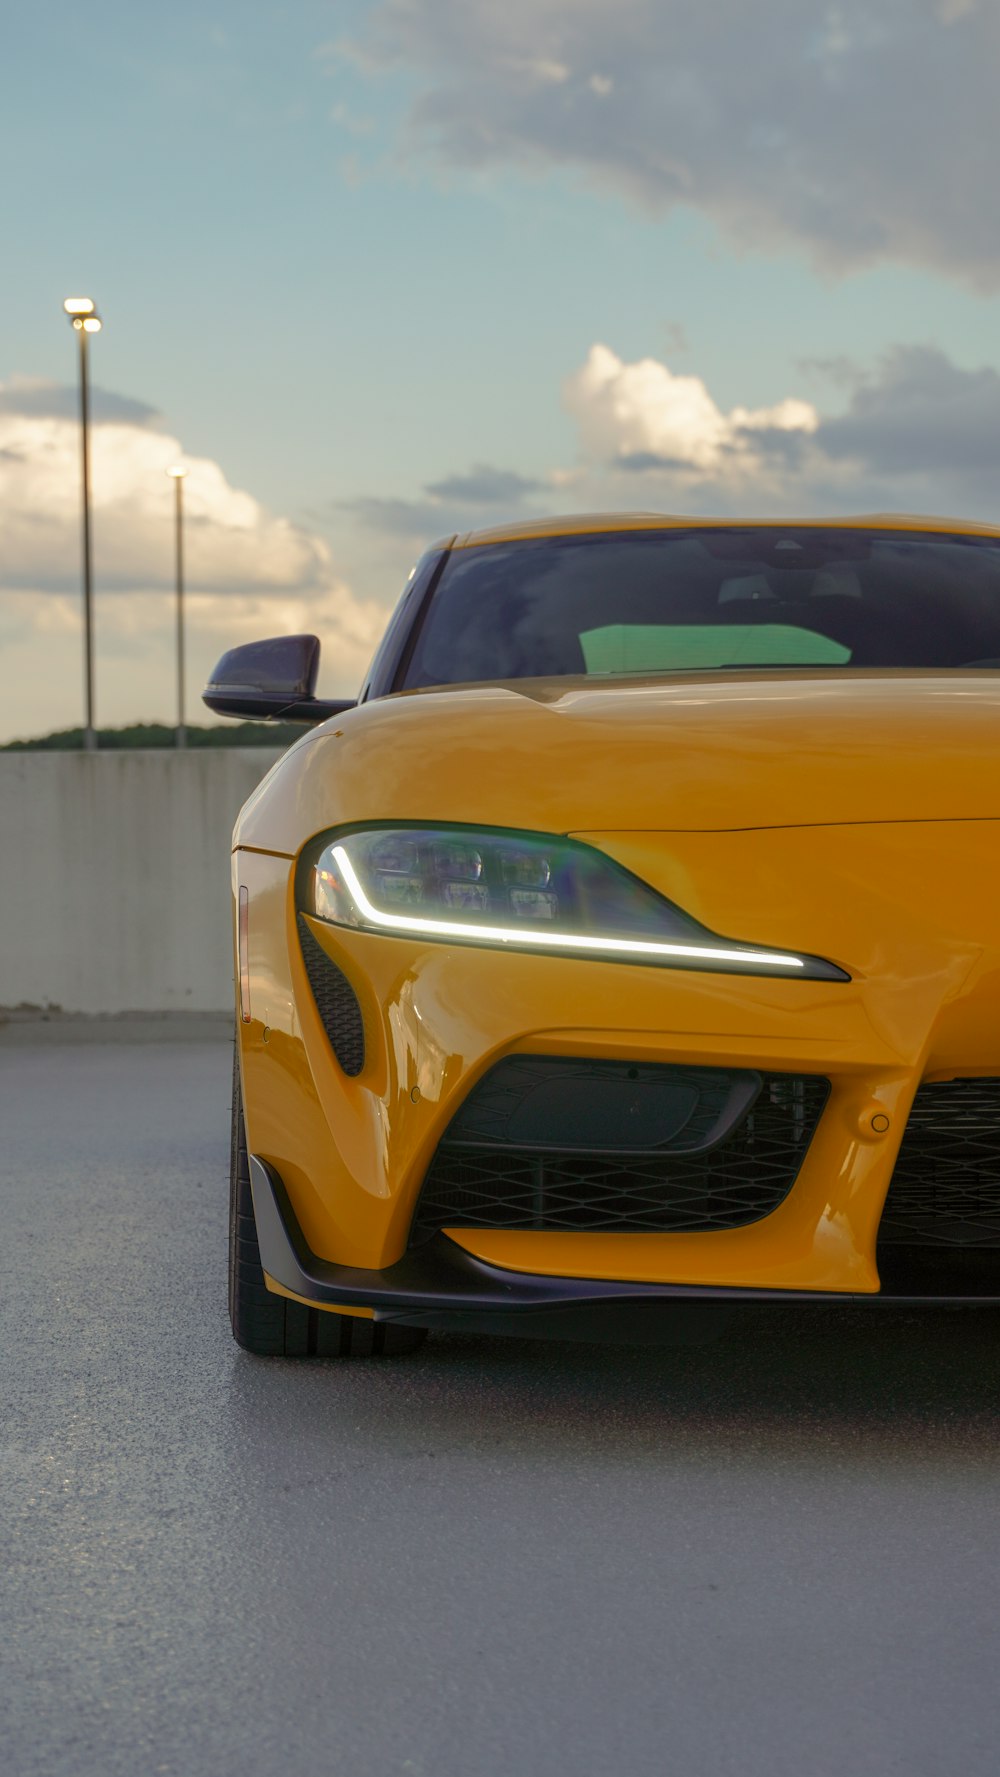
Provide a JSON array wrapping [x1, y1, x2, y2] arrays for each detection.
[[302, 825, 847, 981]]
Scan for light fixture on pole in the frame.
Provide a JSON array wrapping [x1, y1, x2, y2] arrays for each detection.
[[63, 297, 102, 751], [166, 465, 188, 747]]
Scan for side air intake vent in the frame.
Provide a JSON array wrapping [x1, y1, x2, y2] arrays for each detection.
[[298, 914, 365, 1077]]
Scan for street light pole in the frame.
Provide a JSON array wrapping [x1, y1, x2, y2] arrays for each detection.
[[63, 297, 102, 751], [167, 466, 188, 747]]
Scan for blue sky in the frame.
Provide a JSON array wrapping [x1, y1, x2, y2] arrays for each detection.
[[3, 0, 1000, 739]]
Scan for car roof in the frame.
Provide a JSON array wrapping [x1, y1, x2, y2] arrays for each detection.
[[446, 511, 1000, 550]]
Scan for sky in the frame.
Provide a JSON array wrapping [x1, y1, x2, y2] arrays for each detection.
[[3, 0, 1000, 741]]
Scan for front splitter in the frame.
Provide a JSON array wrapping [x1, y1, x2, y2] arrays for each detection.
[[249, 1158, 1000, 1340]]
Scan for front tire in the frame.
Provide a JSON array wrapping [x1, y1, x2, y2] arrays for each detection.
[[229, 1049, 428, 1358]]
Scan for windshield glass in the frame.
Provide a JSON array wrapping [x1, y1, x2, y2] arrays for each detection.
[[401, 527, 1000, 688]]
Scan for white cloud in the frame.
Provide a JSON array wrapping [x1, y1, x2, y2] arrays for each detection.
[[558, 341, 1000, 520], [564, 344, 818, 474], [0, 396, 333, 595], [360, 0, 1000, 284], [0, 383, 388, 738]]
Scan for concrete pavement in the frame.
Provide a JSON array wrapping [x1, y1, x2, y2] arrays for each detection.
[[2, 1030, 999, 1776]]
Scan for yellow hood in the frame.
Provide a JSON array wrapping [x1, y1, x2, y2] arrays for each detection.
[[237, 670, 1000, 854]]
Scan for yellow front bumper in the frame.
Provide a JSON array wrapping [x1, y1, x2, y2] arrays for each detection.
[[235, 819, 1000, 1296]]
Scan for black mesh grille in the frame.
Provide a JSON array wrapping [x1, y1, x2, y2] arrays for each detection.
[[878, 1078, 1000, 1248], [411, 1061, 829, 1242], [298, 915, 365, 1077]]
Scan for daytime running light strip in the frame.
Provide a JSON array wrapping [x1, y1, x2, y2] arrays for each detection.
[[331, 847, 805, 972]]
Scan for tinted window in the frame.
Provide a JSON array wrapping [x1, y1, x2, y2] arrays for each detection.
[[401, 528, 1000, 687]]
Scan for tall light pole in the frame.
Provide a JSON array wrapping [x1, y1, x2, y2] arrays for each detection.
[[167, 465, 188, 747], [63, 298, 102, 750]]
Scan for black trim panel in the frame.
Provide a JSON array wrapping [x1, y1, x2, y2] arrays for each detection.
[[249, 1157, 1000, 1337], [297, 914, 366, 1076], [358, 545, 453, 702], [411, 1061, 830, 1240]]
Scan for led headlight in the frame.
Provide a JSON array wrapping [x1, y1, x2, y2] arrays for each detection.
[[304, 825, 847, 980]]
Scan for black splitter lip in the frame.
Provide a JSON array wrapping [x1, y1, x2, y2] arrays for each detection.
[[249, 1157, 1000, 1338]]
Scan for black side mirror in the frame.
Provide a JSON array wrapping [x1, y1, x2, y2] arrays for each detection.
[[202, 635, 355, 724]]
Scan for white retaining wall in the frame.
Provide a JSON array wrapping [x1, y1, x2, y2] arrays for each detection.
[[0, 749, 284, 1014]]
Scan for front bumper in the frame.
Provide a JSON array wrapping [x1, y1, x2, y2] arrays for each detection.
[[251, 1157, 1000, 1335], [237, 817, 1000, 1295]]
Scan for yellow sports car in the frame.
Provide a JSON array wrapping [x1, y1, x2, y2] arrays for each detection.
[[205, 513, 1000, 1356]]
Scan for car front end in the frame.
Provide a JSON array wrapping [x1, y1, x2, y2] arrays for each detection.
[[232, 661, 1000, 1337]]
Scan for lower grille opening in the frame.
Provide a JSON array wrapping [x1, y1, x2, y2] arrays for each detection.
[[877, 1076, 1000, 1294], [410, 1058, 829, 1244]]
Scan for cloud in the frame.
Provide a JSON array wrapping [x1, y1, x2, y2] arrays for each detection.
[[346, 461, 544, 546], [0, 575, 383, 742], [12, 342, 996, 741], [564, 343, 818, 474], [557, 340, 1000, 519], [0, 391, 334, 596], [345, 340, 1000, 566], [0, 376, 162, 428], [359, 0, 1000, 285], [345, 494, 456, 543], [0, 384, 388, 722], [817, 346, 1000, 474], [425, 465, 541, 503]]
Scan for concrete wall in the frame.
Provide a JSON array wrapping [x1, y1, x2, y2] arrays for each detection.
[[1, 750, 284, 1014]]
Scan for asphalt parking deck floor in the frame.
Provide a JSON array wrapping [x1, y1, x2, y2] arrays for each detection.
[[2, 1025, 1000, 1777]]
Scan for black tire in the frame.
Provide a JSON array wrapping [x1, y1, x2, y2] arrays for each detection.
[[229, 1047, 428, 1358]]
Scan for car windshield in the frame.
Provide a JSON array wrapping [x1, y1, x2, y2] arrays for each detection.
[[401, 527, 1000, 688]]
